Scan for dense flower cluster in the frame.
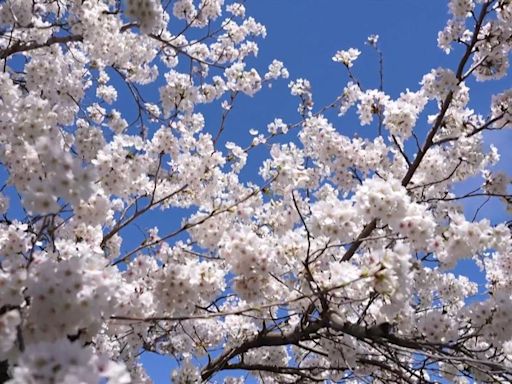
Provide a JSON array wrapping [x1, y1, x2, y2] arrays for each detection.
[[8, 339, 130, 384], [125, 0, 165, 34], [0, 0, 511, 383]]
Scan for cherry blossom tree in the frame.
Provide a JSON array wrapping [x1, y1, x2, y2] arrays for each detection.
[[0, 0, 512, 383]]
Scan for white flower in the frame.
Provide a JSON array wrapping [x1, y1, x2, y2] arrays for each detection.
[[264, 60, 289, 80], [332, 48, 361, 68], [367, 34, 379, 47], [8, 339, 130, 384], [0, 310, 20, 359]]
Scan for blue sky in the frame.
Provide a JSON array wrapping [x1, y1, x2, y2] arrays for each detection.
[[142, 1, 512, 382]]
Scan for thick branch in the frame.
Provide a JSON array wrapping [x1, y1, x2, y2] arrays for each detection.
[[0, 34, 83, 60], [201, 320, 326, 380]]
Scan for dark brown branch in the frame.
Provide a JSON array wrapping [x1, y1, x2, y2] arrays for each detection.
[[0, 34, 83, 60], [101, 183, 188, 248], [201, 320, 326, 380]]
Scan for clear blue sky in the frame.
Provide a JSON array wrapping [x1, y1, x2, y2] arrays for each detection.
[[141, 1, 511, 382]]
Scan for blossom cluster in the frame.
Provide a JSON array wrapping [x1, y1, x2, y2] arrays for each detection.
[[0, 0, 511, 383]]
